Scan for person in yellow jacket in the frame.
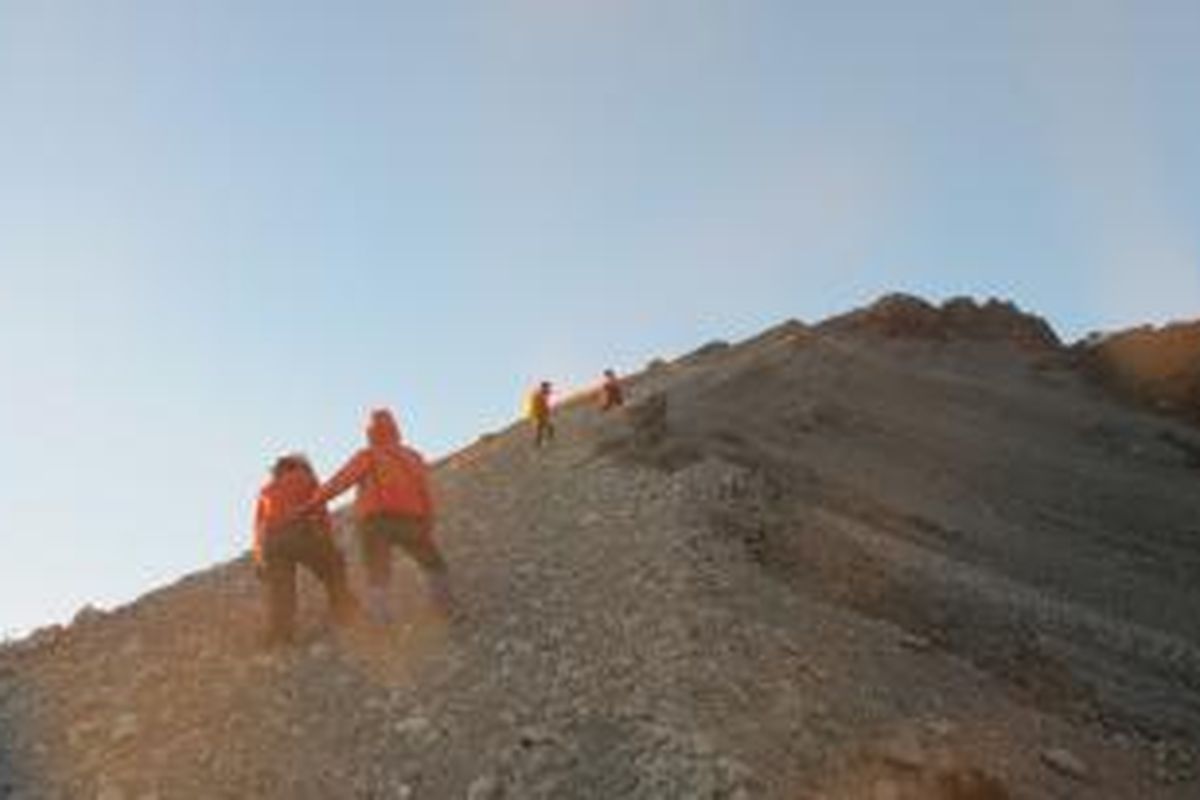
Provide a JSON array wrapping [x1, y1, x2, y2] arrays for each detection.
[[526, 381, 555, 447]]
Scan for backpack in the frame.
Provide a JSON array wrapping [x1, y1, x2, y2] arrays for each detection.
[[369, 446, 430, 517]]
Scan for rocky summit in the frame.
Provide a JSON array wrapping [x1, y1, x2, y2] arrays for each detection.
[[2, 295, 1199, 799]]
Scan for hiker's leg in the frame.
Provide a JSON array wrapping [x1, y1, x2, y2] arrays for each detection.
[[358, 517, 394, 624], [397, 517, 454, 612], [263, 548, 298, 646], [298, 525, 358, 626], [321, 545, 359, 625]]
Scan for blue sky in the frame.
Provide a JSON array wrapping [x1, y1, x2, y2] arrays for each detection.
[[1, 0, 1197, 635]]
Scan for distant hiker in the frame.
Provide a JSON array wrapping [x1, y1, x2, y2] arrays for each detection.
[[253, 454, 357, 647], [599, 368, 625, 411], [305, 408, 454, 622], [527, 381, 555, 447]]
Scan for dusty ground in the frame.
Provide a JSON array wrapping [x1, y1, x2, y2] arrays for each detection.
[[1, 296, 1197, 799]]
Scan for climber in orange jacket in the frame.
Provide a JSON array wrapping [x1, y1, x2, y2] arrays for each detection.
[[305, 408, 453, 622], [599, 368, 625, 411], [253, 454, 357, 646]]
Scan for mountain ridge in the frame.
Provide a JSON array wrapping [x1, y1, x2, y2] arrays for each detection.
[[2, 293, 1199, 799]]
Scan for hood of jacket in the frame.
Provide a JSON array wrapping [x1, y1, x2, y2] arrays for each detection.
[[367, 408, 402, 448]]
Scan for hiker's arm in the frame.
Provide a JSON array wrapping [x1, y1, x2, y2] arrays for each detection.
[[309, 451, 370, 507]]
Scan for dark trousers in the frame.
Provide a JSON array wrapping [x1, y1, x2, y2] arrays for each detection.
[[533, 415, 555, 447], [358, 513, 448, 587], [262, 520, 357, 644]]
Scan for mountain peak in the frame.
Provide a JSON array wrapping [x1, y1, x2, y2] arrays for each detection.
[[818, 293, 1061, 350]]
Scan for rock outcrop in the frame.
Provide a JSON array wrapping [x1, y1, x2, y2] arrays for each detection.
[[819, 294, 1062, 351]]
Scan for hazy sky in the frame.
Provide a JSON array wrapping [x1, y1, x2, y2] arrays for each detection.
[[2, 0, 1198, 635]]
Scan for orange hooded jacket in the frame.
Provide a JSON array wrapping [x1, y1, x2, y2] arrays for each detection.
[[311, 409, 434, 521], [253, 464, 331, 564]]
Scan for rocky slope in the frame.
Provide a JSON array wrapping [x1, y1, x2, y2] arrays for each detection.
[[1, 295, 1198, 799]]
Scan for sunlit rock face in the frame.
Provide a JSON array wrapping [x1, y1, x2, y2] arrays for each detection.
[[1077, 320, 1200, 423]]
